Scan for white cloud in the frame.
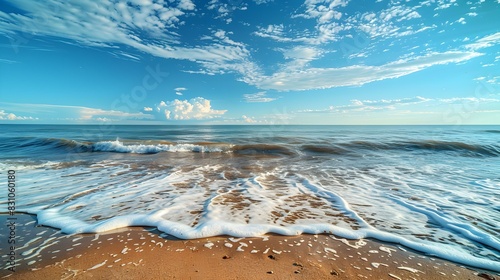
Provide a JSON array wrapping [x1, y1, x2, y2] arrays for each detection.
[[0, 0, 254, 78], [159, 97, 227, 120], [214, 29, 226, 39], [0, 1, 188, 45], [77, 107, 154, 120], [1, 0, 497, 97], [255, 22, 343, 45], [299, 95, 500, 116], [465, 32, 500, 50], [279, 46, 325, 71], [254, 25, 297, 43], [174, 87, 187, 95], [255, 2, 431, 48], [210, 29, 244, 47], [349, 5, 429, 39], [243, 91, 277, 103], [456, 17, 466, 24], [242, 115, 256, 123], [0, 103, 153, 122], [352, 96, 432, 106], [205, 0, 248, 22], [251, 51, 482, 91], [0, 58, 18, 64], [439, 97, 500, 104], [0, 110, 37, 120], [115, 51, 141, 61], [254, 0, 274, 4], [95, 117, 111, 122], [178, 0, 195, 10], [434, 0, 457, 10], [296, 0, 348, 24], [300, 96, 432, 113], [143, 107, 153, 111], [282, 46, 323, 61], [182, 69, 217, 75]]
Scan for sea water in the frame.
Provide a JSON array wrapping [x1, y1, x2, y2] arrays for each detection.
[[0, 124, 499, 271]]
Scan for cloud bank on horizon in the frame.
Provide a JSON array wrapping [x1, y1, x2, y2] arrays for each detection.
[[0, 0, 499, 124]]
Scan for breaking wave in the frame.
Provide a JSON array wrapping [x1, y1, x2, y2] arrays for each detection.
[[5, 137, 500, 157]]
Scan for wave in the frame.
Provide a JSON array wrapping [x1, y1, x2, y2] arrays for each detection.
[[2, 138, 296, 156], [339, 140, 500, 157], [91, 141, 298, 156], [232, 144, 295, 156], [300, 144, 350, 155], [91, 140, 227, 154], [2, 137, 499, 157]]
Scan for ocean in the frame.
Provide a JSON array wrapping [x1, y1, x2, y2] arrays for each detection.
[[1, 124, 499, 272]]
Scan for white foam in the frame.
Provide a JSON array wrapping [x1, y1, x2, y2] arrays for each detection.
[[387, 195, 500, 251], [28, 206, 500, 272], [92, 140, 226, 154], [12, 158, 500, 273]]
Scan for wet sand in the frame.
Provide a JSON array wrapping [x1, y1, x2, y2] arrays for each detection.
[[1, 214, 498, 279]]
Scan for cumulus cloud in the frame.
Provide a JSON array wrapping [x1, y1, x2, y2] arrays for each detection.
[[158, 97, 227, 120], [178, 0, 195, 10], [0, 110, 37, 120], [144, 107, 153, 111], [295, 0, 348, 24]]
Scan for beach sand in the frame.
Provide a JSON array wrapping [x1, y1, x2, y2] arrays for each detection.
[[1, 214, 498, 279]]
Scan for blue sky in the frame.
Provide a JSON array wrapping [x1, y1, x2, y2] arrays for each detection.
[[0, 0, 499, 125]]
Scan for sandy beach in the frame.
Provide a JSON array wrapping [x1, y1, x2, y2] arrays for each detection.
[[1, 214, 498, 280]]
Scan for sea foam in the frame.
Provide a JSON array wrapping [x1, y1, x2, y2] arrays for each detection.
[[92, 140, 225, 153], [12, 161, 500, 273]]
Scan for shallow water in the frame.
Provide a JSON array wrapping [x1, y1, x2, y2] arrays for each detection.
[[1, 124, 499, 271]]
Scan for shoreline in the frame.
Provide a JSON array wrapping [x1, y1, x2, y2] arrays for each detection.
[[1, 214, 498, 279]]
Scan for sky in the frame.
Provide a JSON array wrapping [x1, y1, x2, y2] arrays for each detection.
[[0, 0, 499, 125]]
